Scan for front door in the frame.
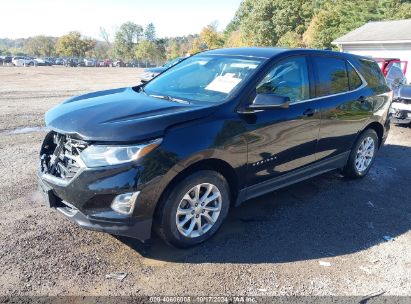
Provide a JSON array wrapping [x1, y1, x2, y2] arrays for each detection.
[[244, 56, 321, 186]]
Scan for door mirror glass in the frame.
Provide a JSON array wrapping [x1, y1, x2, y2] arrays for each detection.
[[249, 93, 290, 110]]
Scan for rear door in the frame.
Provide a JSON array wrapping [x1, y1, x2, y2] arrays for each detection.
[[311, 55, 374, 161]]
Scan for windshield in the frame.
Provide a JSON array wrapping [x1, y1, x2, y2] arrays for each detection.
[[163, 57, 182, 68], [143, 55, 264, 103]]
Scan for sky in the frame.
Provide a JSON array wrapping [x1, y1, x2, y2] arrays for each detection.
[[0, 0, 242, 40]]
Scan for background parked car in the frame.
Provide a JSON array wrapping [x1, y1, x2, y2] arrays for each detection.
[[381, 58, 411, 126], [44, 57, 56, 65], [84, 58, 97, 67], [126, 60, 140, 67], [12, 56, 35, 66], [34, 58, 52, 66], [390, 85, 411, 126], [380, 59, 408, 99], [96, 59, 112, 67], [375, 58, 408, 79], [112, 59, 125, 67], [77, 58, 85, 67], [63, 58, 78, 67], [55, 58, 64, 65], [103, 59, 113, 67], [0, 56, 13, 65], [140, 57, 185, 82]]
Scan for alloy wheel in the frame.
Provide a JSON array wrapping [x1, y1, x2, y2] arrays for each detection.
[[176, 183, 222, 238], [355, 136, 375, 173]]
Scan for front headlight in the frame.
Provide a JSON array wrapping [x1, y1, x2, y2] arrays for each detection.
[[80, 138, 162, 168]]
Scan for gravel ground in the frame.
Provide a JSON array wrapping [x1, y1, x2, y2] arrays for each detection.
[[0, 66, 410, 297]]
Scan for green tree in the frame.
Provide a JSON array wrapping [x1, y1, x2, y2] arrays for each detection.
[[167, 40, 182, 59], [144, 23, 156, 41], [232, 0, 316, 47], [188, 23, 224, 53], [224, 30, 247, 47], [277, 31, 303, 48], [135, 40, 165, 66], [189, 38, 203, 54], [236, 0, 278, 46], [303, 4, 343, 49], [114, 21, 144, 60], [55, 31, 94, 57], [200, 23, 224, 49], [99, 27, 111, 46], [228, 0, 411, 50], [303, 0, 391, 49], [272, 0, 314, 38], [25, 36, 55, 57]]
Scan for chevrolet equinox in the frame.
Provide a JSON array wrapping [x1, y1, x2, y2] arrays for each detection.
[[38, 48, 392, 247]]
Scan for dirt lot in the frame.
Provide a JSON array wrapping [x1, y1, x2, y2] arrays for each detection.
[[0, 66, 410, 297]]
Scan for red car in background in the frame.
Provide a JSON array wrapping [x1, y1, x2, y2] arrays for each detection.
[[103, 59, 113, 67], [374, 58, 408, 78], [378, 58, 411, 126]]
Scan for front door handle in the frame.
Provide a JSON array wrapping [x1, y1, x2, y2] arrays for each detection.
[[303, 108, 315, 117]]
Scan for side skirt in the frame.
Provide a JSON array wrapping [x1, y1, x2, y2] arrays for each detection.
[[235, 151, 350, 206]]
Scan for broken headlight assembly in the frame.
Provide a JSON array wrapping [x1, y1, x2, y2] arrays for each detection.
[[80, 138, 162, 168]]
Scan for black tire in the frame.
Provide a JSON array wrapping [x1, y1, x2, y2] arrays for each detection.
[[155, 170, 230, 248], [342, 129, 379, 179]]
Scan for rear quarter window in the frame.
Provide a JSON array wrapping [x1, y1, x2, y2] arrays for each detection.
[[347, 63, 363, 90], [357, 58, 388, 92]]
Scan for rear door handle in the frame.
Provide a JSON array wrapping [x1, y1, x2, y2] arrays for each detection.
[[303, 108, 315, 117]]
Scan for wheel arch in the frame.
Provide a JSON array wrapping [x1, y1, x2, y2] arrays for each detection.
[[362, 121, 384, 147], [152, 158, 239, 222]]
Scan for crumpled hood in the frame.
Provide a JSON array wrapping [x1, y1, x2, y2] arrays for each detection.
[[45, 87, 215, 142]]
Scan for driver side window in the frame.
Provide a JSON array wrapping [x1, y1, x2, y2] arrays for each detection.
[[256, 56, 309, 103]]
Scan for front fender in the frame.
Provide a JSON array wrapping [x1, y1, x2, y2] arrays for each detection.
[[132, 115, 248, 220]]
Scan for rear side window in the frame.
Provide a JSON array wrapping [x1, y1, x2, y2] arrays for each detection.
[[347, 63, 363, 90], [357, 59, 387, 91], [312, 56, 349, 97]]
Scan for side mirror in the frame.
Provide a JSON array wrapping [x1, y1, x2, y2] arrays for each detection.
[[249, 93, 290, 110]]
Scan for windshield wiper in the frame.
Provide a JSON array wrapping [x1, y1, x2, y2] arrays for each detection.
[[149, 94, 189, 104]]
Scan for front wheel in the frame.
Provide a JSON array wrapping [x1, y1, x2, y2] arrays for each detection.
[[342, 129, 378, 178], [155, 170, 230, 248]]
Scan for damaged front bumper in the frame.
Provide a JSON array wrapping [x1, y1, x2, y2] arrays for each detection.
[[390, 101, 411, 125], [37, 166, 152, 241]]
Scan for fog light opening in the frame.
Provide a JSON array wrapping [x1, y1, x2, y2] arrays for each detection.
[[111, 192, 140, 215]]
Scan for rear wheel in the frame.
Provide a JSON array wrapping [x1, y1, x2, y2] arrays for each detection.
[[342, 129, 378, 178], [155, 170, 230, 248]]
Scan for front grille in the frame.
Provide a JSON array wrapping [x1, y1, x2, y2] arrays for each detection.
[[40, 132, 88, 180]]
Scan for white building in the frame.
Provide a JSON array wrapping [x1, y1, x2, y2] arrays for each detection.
[[332, 19, 411, 82]]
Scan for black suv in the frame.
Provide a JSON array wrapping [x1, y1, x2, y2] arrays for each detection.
[[38, 48, 392, 247]]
